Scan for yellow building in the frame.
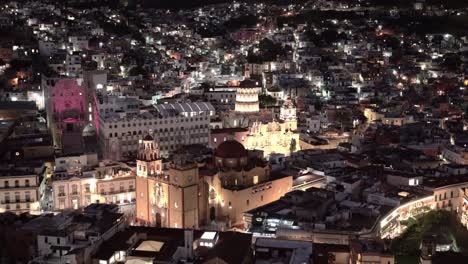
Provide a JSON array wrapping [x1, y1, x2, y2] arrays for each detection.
[[245, 119, 299, 157], [204, 140, 293, 227], [136, 136, 293, 229], [135, 135, 201, 229], [244, 100, 300, 157]]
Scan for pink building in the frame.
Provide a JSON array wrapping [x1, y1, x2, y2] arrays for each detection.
[[49, 78, 88, 154]]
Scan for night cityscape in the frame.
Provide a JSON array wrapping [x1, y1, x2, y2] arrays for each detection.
[[0, 0, 467, 263]]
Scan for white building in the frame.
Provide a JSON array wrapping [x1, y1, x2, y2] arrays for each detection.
[[0, 165, 45, 214], [52, 153, 136, 214], [99, 102, 215, 159]]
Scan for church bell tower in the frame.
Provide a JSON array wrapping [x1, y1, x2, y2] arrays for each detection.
[[136, 134, 164, 225]]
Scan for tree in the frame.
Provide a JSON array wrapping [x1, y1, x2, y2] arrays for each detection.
[[259, 94, 277, 107], [290, 138, 297, 155], [128, 66, 147, 77]]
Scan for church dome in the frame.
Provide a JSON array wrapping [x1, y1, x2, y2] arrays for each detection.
[[215, 140, 248, 159]]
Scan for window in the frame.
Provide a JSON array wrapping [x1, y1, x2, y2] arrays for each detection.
[[25, 179, 30, 187], [59, 186, 65, 196], [246, 200, 249, 206], [4, 181, 8, 188], [253, 176, 259, 185], [14, 180, 19, 187]]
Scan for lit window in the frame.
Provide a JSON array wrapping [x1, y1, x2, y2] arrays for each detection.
[[253, 176, 259, 185]]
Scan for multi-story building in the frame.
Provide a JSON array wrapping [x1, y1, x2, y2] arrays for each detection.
[[33, 204, 126, 264], [45, 78, 89, 154], [51, 153, 136, 215], [442, 145, 468, 165], [458, 187, 468, 229], [244, 100, 300, 157], [99, 102, 214, 160], [205, 86, 236, 111], [0, 166, 45, 214]]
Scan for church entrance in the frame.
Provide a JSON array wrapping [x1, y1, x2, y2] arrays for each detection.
[[155, 213, 162, 227]]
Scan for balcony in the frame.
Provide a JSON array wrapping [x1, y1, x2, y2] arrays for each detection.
[[1, 199, 33, 204], [58, 192, 66, 197]]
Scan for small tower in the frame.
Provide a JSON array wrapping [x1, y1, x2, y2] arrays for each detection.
[[136, 134, 162, 177], [235, 79, 260, 113], [136, 133, 164, 225], [280, 98, 297, 122]]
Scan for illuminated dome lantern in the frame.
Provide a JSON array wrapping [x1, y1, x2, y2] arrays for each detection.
[[235, 79, 260, 113], [214, 140, 248, 169]]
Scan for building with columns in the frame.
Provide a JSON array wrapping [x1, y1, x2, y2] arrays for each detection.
[[51, 153, 136, 216], [234, 79, 261, 113], [99, 102, 214, 160]]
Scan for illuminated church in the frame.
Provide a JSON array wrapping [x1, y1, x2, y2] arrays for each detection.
[[244, 99, 299, 157], [135, 135, 292, 228], [135, 134, 200, 228], [223, 88, 300, 157]]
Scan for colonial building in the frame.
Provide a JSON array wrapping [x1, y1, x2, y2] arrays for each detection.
[[45, 78, 89, 154], [220, 100, 300, 157], [135, 137, 293, 228], [135, 135, 201, 229], [99, 102, 214, 160], [52, 154, 136, 216], [0, 165, 45, 214]]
